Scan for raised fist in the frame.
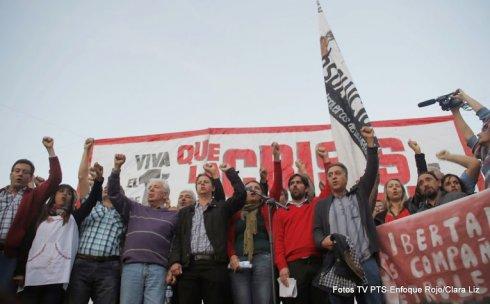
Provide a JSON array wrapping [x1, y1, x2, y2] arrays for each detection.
[[360, 126, 374, 139], [259, 167, 268, 182], [295, 159, 307, 175], [114, 154, 126, 169], [84, 138, 95, 150], [436, 150, 450, 161], [34, 176, 45, 187], [93, 162, 104, 181], [203, 163, 219, 178], [219, 163, 231, 172], [272, 142, 280, 160], [42, 137, 54, 149], [316, 145, 329, 160], [407, 139, 421, 154]]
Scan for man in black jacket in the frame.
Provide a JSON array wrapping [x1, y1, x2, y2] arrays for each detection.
[[313, 127, 383, 304], [168, 163, 246, 304]]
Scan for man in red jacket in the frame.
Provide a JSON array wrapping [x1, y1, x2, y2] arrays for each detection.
[[0, 137, 61, 296], [271, 142, 331, 304]]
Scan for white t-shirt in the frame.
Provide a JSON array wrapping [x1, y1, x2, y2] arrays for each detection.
[[25, 215, 79, 289]]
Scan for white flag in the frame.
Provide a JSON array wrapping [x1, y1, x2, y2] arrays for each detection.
[[317, 0, 373, 186]]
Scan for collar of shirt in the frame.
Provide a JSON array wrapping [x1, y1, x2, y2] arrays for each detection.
[[2, 186, 26, 196], [333, 190, 349, 200], [286, 198, 309, 207], [98, 201, 115, 211], [195, 202, 210, 212]]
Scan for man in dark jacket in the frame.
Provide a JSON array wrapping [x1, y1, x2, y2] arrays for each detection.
[[313, 127, 383, 304], [168, 163, 246, 304]]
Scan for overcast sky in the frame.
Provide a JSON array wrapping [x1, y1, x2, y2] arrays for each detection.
[[1, 0, 489, 188]]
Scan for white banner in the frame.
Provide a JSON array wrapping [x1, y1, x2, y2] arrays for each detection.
[[317, 0, 374, 186], [91, 115, 474, 206]]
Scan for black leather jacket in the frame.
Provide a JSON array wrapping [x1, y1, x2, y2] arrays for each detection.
[[169, 168, 246, 267]]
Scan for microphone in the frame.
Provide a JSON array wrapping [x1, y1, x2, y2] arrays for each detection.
[[417, 99, 437, 108], [245, 186, 268, 199], [245, 186, 288, 210]]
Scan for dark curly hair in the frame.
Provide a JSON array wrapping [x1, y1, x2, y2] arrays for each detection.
[[440, 173, 467, 194]]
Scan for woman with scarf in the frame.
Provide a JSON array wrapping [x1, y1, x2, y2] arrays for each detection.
[[227, 180, 273, 304]]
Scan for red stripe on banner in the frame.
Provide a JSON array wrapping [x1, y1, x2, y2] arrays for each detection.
[[94, 115, 454, 146], [371, 115, 453, 128]]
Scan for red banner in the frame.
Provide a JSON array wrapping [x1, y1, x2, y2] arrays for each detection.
[[377, 190, 490, 303]]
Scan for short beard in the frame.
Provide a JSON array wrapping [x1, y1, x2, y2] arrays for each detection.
[[424, 189, 438, 201], [291, 191, 306, 201]]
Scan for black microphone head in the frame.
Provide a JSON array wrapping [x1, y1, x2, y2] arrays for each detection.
[[418, 99, 437, 108]]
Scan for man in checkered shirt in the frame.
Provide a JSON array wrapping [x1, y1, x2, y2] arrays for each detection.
[[0, 137, 61, 297], [68, 163, 126, 304]]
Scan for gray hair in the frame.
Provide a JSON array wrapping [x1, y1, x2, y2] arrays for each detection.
[[179, 189, 196, 202], [149, 178, 170, 195]]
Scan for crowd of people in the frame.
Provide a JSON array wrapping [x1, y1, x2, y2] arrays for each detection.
[[0, 89, 488, 304]]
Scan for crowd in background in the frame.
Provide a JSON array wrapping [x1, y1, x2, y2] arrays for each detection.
[[0, 89, 488, 304]]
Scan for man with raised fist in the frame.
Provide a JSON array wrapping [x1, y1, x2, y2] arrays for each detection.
[[314, 126, 382, 304], [108, 153, 178, 304], [271, 142, 332, 304], [168, 162, 246, 304], [69, 162, 126, 304], [0, 137, 62, 296]]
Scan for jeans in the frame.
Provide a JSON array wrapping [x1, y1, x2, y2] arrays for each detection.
[[120, 263, 167, 304], [328, 257, 383, 304], [229, 253, 272, 304], [360, 257, 383, 304], [68, 258, 121, 304], [0, 251, 17, 296]]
